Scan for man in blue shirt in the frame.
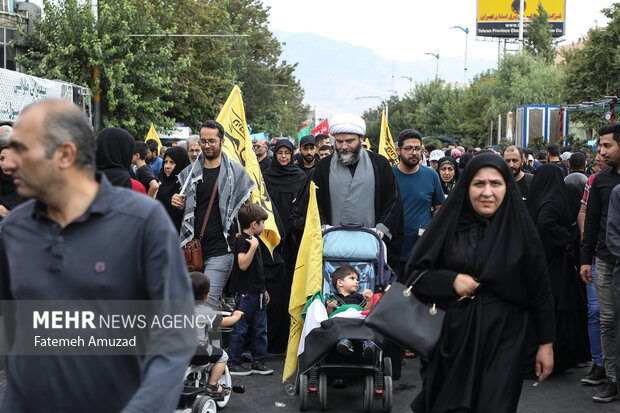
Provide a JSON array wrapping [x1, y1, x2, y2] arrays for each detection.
[[146, 139, 163, 176], [392, 129, 445, 279]]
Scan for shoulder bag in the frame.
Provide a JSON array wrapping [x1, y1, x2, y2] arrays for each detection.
[[364, 269, 445, 361], [183, 177, 219, 272]]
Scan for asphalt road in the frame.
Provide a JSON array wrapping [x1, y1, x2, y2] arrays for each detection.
[[207, 354, 619, 413], [0, 353, 617, 412]]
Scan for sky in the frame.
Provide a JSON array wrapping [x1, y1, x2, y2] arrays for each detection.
[[261, 0, 614, 62]]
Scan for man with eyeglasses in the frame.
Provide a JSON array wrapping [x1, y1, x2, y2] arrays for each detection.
[[393, 129, 444, 279], [252, 139, 271, 172], [172, 120, 255, 309]]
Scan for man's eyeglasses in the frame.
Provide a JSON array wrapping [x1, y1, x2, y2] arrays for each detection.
[[200, 139, 219, 147], [400, 146, 422, 153]]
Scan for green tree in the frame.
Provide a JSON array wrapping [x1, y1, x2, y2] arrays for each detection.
[[18, 0, 185, 138], [224, 0, 309, 137], [524, 1, 557, 64], [563, 4, 620, 135]]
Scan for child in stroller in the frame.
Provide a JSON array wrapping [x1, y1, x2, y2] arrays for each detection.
[[326, 265, 377, 360]]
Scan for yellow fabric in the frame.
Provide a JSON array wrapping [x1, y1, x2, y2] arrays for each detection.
[[365, 137, 372, 150], [282, 181, 323, 382], [145, 124, 162, 154], [217, 85, 281, 254], [378, 109, 399, 166]]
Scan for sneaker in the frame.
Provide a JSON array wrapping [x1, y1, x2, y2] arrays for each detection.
[[592, 379, 618, 403], [228, 364, 252, 376], [362, 342, 376, 361], [336, 338, 354, 356], [582, 364, 607, 385], [251, 361, 274, 375]]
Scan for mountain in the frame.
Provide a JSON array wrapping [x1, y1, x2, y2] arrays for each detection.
[[273, 30, 497, 118]]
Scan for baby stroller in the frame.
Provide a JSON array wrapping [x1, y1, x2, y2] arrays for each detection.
[[297, 226, 395, 412]]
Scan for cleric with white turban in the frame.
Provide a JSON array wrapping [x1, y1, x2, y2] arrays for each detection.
[[312, 111, 403, 276], [329, 113, 366, 136]]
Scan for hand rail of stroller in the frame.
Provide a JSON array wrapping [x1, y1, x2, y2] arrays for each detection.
[[322, 226, 390, 286]]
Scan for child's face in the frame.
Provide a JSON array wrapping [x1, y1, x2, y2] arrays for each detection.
[[252, 220, 265, 236], [337, 272, 359, 295]]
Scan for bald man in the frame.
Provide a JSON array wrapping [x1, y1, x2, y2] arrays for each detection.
[[0, 99, 195, 413], [253, 138, 271, 172]]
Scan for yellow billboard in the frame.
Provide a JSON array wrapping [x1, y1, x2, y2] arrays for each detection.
[[477, 0, 565, 38]]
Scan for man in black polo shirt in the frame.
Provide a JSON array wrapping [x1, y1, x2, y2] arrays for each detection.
[[0, 99, 195, 412], [581, 123, 620, 403], [547, 143, 569, 177]]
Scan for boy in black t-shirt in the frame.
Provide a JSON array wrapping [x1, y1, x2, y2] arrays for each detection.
[[132, 141, 159, 198], [227, 203, 273, 376], [326, 266, 376, 360]]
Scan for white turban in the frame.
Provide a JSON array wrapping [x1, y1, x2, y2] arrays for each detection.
[[329, 113, 366, 136]]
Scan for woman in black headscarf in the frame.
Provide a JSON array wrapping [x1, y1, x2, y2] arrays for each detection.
[[262, 139, 308, 353], [406, 153, 555, 413], [96, 128, 135, 188], [156, 146, 190, 232], [0, 142, 26, 218], [437, 156, 459, 197], [525, 164, 589, 373]]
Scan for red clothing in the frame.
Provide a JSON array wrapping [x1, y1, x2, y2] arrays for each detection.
[[131, 178, 147, 194]]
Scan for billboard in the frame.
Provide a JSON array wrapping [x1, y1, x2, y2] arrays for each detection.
[[477, 0, 565, 38]]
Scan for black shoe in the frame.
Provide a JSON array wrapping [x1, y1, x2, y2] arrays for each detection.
[[362, 342, 376, 361], [336, 339, 354, 356], [582, 364, 607, 385], [592, 379, 618, 403], [228, 364, 252, 376], [251, 362, 274, 375]]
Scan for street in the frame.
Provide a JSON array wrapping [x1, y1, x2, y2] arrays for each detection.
[[192, 354, 619, 412]]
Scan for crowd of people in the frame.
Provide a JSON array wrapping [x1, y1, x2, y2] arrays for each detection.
[[0, 100, 619, 412]]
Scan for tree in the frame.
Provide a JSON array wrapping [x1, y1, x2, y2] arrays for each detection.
[[18, 0, 185, 138], [524, 1, 557, 64], [563, 4, 620, 135]]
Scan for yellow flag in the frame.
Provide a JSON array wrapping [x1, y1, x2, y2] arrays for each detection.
[[145, 124, 162, 154], [217, 86, 281, 254], [378, 109, 399, 166], [283, 181, 323, 382], [365, 137, 372, 150]]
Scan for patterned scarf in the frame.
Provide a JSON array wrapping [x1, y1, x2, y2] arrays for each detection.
[[178, 152, 256, 249]]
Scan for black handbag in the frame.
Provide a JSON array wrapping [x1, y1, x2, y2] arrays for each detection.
[[364, 270, 445, 361]]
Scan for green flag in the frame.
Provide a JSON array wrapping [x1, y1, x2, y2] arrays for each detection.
[[297, 121, 312, 141]]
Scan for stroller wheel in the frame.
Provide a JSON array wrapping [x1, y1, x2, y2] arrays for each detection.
[[299, 373, 309, 411], [318, 373, 328, 411], [383, 357, 392, 378], [382, 375, 393, 412], [362, 374, 374, 412], [191, 396, 217, 413]]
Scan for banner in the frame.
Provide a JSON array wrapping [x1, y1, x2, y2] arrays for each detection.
[[283, 181, 323, 382], [0, 68, 74, 123], [476, 0, 565, 37], [378, 109, 399, 166], [311, 119, 329, 136], [145, 124, 162, 154], [217, 86, 281, 254]]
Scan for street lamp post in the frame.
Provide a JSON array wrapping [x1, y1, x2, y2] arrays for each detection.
[[450, 26, 469, 84], [355, 96, 388, 121], [424, 52, 440, 81], [400, 75, 413, 90]]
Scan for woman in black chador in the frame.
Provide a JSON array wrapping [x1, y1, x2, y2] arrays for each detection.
[[526, 164, 590, 373], [262, 139, 308, 353], [406, 153, 555, 413]]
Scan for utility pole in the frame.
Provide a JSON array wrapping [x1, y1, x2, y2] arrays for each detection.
[[518, 0, 525, 49]]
